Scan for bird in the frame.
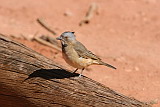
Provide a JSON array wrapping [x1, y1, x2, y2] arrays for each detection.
[[56, 31, 116, 77]]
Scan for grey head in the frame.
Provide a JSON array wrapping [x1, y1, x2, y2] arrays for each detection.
[[56, 31, 76, 43]]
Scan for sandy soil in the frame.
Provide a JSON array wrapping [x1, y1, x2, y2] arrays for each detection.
[[0, 0, 160, 106]]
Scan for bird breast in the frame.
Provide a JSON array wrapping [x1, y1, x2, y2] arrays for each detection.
[[62, 44, 94, 69]]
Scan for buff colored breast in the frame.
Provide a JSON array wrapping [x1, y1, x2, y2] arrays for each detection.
[[62, 44, 94, 69]]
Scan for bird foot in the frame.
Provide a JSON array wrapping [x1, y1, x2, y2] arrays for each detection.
[[73, 68, 78, 73], [79, 74, 82, 77]]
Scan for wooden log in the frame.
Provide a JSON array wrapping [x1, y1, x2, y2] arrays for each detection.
[[0, 34, 150, 107]]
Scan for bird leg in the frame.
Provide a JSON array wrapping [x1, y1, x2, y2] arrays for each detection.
[[73, 68, 78, 73], [79, 68, 85, 77]]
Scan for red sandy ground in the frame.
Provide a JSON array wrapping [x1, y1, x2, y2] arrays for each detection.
[[0, 0, 160, 106]]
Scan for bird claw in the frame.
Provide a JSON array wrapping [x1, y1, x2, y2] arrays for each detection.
[[79, 74, 82, 77]]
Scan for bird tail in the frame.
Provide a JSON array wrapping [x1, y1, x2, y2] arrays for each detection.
[[99, 61, 116, 69]]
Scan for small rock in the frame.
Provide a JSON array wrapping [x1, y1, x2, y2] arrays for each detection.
[[64, 10, 73, 16], [134, 66, 139, 71]]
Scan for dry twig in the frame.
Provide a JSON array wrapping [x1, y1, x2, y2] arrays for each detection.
[[36, 18, 62, 51], [33, 36, 61, 52], [79, 3, 98, 26], [37, 18, 57, 35]]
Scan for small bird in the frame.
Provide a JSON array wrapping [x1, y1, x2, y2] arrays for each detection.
[[56, 31, 116, 77]]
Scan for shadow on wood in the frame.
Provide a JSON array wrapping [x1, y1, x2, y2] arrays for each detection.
[[25, 69, 79, 81]]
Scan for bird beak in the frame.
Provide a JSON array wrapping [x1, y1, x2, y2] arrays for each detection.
[[56, 36, 62, 40]]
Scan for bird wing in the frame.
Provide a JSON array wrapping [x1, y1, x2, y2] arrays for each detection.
[[73, 41, 101, 60]]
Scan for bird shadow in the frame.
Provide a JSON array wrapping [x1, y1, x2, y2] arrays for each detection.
[[24, 69, 79, 81]]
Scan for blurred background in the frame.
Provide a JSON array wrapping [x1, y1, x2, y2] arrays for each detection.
[[0, 0, 160, 106]]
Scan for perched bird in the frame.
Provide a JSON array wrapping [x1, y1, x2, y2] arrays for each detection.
[[56, 31, 116, 77]]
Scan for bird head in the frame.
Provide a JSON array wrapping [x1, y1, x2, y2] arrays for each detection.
[[56, 31, 76, 43]]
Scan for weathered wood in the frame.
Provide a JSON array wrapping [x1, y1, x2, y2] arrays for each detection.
[[0, 34, 150, 107]]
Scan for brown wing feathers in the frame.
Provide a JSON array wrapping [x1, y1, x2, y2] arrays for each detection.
[[73, 41, 100, 60]]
